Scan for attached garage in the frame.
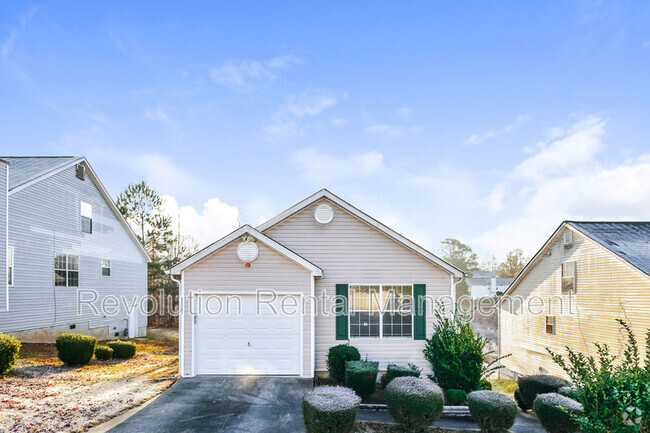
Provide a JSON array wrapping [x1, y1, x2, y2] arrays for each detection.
[[195, 294, 302, 375]]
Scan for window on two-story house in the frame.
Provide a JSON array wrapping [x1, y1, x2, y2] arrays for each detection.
[[80, 202, 92, 234], [349, 285, 413, 338], [561, 261, 576, 293], [101, 259, 111, 276], [546, 316, 556, 334], [55, 254, 79, 287], [7, 246, 13, 286]]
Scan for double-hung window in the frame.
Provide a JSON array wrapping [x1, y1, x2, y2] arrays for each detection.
[[55, 254, 79, 287], [80, 202, 92, 234], [7, 246, 13, 286], [349, 284, 413, 338], [561, 261, 575, 293], [546, 316, 556, 334], [101, 259, 111, 276]]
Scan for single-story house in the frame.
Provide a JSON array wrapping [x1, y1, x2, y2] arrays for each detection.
[[0, 156, 149, 342], [498, 221, 650, 380], [466, 271, 514, 298], [169, 189, 463, 378]]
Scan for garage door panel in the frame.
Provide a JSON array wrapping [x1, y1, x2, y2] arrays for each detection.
[[195, 294, 301, 375]]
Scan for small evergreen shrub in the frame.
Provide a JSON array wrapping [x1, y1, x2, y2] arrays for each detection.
[[326, 345, 360, 383], [107, 340, 137, 359], [533, 393, 583, 433], [467, 390, 518, 433], [0, 333, 21, 374], [56, 333, 97, 365], [446, 389, 468, 405], [344, 360, 379, 398], [302, 386, 360, 433], [557, 385, 580, 401], [478, 379, 492, 390], [514, 374, 567, 411], [380, 363, 421, 388], [94, 345, 114, 361], [385, 376, 444, 433]]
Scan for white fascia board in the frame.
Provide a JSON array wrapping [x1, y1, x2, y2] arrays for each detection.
[[257, 189, 464, 277], [169, 224, 323, 277]]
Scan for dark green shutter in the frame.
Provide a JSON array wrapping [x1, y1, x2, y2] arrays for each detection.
[[414, 284, 426, 340], [335, 284, 349, 340]]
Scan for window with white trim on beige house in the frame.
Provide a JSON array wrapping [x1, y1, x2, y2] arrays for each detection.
[[546, 316, 556, 334], [561, 261, 576, 293], [349, 285, 413, 338]]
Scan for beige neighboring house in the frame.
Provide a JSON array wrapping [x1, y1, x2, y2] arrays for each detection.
[[498, 221, 650, 380], [168, 189, 463, 378]]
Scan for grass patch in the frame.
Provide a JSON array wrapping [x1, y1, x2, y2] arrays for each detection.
[[489, 379, 518, 399]]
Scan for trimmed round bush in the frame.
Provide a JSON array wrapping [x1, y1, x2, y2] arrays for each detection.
[[326, 344, 360, 383], [56, 333, 97, 365], [381, 363, 421, 388], [0, 333, 21, 374], [107, 340, 137, 359], [302, 385, 361, 433], [533, 393, 583, 433], [478, 379, 492, 390], [385, 376, 444, 433], [467, 391, 517, 433], [94, 345, 114, 361], [557, 385, 580, 401], [514, 374, 567, 411], [446, 389, 468, 405], [344, 360, 379, 398]]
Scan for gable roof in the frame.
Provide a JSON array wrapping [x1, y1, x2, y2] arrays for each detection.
[[2, 156, 150, 262], [498, 220, 650, 303], [169, 224, 324, 276], [256, 189, 464, 277]]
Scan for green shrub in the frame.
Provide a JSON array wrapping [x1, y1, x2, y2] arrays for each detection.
[[326, 345, 360, 383], [548, 319, 650, 433], [424, 305, 509, 392], [514, 374, 567, 411], [557, 385, 580, 401], [56, 333, 97, 365], [107, 340, 137, 359], [478, 379, 492, 390], [0, 333, 21, 374], [385, 376, 444, 433], [344, 360, 378, 398], [302, 386, 360, 433], [446, 389, 468, 405], [94, 345, 114, 361], [467, 390, 517, 433], [533, 393, 583, 433], [380, 363, 421, 388]]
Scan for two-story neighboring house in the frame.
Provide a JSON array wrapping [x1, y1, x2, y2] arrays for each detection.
[[498, 221, 650, 380], [466, 271, 514, 298], [0, 156, 149, 342]]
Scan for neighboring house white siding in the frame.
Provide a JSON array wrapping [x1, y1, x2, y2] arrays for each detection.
[[181, 240, 313, 377], [0, 161, 7, 311], [0, 163, 148, 340], [264, 197, 453, 375]]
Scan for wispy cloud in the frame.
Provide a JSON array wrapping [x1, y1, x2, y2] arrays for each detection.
[[210, 54, 303, 92], [263, 90, 342, 139], [396, 107, 413, 118], [466, 114, 530, 145], [331, 118, 348, 127], [365, 124, 422, 137], [291, 148, 384, 183], [1, 6, 39, 58]]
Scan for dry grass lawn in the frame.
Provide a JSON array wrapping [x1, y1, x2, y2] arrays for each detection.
[[0, 329, 178, 433]]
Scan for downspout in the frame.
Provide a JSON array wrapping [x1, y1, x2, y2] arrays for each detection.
[[169, 272, 183, 377]]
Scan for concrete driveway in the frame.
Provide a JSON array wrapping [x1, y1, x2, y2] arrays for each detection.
[[107, 376, 312, 433]]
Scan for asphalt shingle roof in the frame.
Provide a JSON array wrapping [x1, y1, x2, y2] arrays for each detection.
[[1, 156, 82, 190], [569, 221, 650, 276]]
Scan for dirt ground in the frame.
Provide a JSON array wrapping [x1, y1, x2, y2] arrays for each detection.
[[0, 328, 178, 433]]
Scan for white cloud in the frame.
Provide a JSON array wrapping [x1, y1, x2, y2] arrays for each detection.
[[365, 124, 422, 137], [331, 118, 348, 127], [474, 115, 650, 258], [466, 114, 531, 145], [162, 195, 240, 248], [263, 90, 341, 139], [291, 148, 384, 183], [123, 153, 206, 198], [396, 107, 413, 118], [210, 54, 303, 92]]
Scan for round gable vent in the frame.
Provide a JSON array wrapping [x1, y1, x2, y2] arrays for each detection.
[[237, 238, 259, 263], [314, 204, 334, 224]]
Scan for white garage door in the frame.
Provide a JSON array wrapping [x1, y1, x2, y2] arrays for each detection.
[[195, 294, 301, 375]]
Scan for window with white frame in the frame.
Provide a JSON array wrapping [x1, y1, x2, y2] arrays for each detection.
[[561, 261, 575, 293], [101, 259, 111, 276], [55, 254, 79, 287], [80, 202, 92, 234], [546, 316, 556, 334], [349, 284, 413, 338], [7, 246, 13, 286]]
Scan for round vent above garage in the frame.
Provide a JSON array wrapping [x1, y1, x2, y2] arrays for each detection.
[[314, 204, 334, 224], [237, 237, 259, 263]]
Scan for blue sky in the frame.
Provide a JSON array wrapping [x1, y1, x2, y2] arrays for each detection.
[[2, 1, 650, 262]]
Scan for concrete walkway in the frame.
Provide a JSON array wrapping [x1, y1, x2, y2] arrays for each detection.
[[107, 376, 312, 433]]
